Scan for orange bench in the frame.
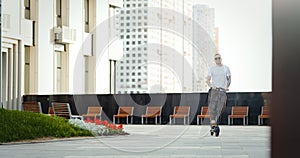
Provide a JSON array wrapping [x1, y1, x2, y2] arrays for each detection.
[[197, 106, 210, 125], [169, 106, 190, 125], [23, 101, 42, 113], [228, 106, 249, 125], [258, 106, 270, 125], [82, 106, 102, 121], [52, 102, 83, 120], [141, 106, 162, 124], [113, 106, 134, 124]]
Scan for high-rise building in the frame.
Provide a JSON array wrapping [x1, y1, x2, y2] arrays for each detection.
[[115, 0, 149, 94], [116, 0, 194, 94], [192, 4, 217, 91]]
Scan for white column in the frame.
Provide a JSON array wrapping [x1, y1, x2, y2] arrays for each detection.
[[1, 51, 8, 109], [36, 0, 55, 94], [12, 43, 18, 110], [18, 41, 24, 110], [7, 48, 13, 110]]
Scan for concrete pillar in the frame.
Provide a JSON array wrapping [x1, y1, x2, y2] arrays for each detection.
[[7, 48, 13, 110]]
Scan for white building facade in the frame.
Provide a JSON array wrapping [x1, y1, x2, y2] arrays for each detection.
[[0, 0, 218, 110], [115, 0, 196, 94], [0, 0, 123, 110]]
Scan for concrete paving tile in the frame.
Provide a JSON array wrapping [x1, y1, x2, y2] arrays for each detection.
[[0, 125, 270, 158]]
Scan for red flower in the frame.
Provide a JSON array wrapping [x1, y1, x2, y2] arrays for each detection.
[[117, 124, 123, 129], [89, 119, 123, 131], [110, 124, 117, 129], [85, 117, 94, 123], [94, 119, 101, 125], [103, 120, 109, 127]]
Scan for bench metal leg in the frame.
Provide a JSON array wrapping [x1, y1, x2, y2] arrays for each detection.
[[228, 117, 230, 125]]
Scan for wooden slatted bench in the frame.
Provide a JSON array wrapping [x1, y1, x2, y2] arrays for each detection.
[[141, 106, 162, 124], [197, 106, 210, 125], [169, 106, 190, 125], [258, 106, 270, 125], [82, 106, 102, 121], [52, 102, 83, 120], [23, 101, 42, 113], [113, 106, 134, 124], [228, 106, 249, 125]]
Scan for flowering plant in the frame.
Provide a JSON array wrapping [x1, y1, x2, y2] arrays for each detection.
[[69, 118, 127, 136]]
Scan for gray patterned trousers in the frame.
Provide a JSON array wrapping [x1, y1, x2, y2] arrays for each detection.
[[208, 89, 227, 124]]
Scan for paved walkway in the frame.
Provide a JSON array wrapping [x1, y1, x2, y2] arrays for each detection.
[[0, 125, 270, 158]]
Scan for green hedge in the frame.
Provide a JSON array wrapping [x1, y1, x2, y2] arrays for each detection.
[[0, 108, 92, 143]]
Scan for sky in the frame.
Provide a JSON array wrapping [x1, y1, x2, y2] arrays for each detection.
[[189, 0, 272, 92]]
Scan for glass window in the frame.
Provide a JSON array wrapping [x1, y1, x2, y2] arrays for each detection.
[[24, 0, 31, 19]]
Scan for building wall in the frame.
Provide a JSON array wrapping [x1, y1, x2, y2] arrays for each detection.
[[23, 92, 270, 125], [95, 0, 110, 94], [2, 0, 29, 110], [35, 0, 55, 94], [68, 0, 85, 94], [2, 0, 21, 37], [1, 0, 123, 110]]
